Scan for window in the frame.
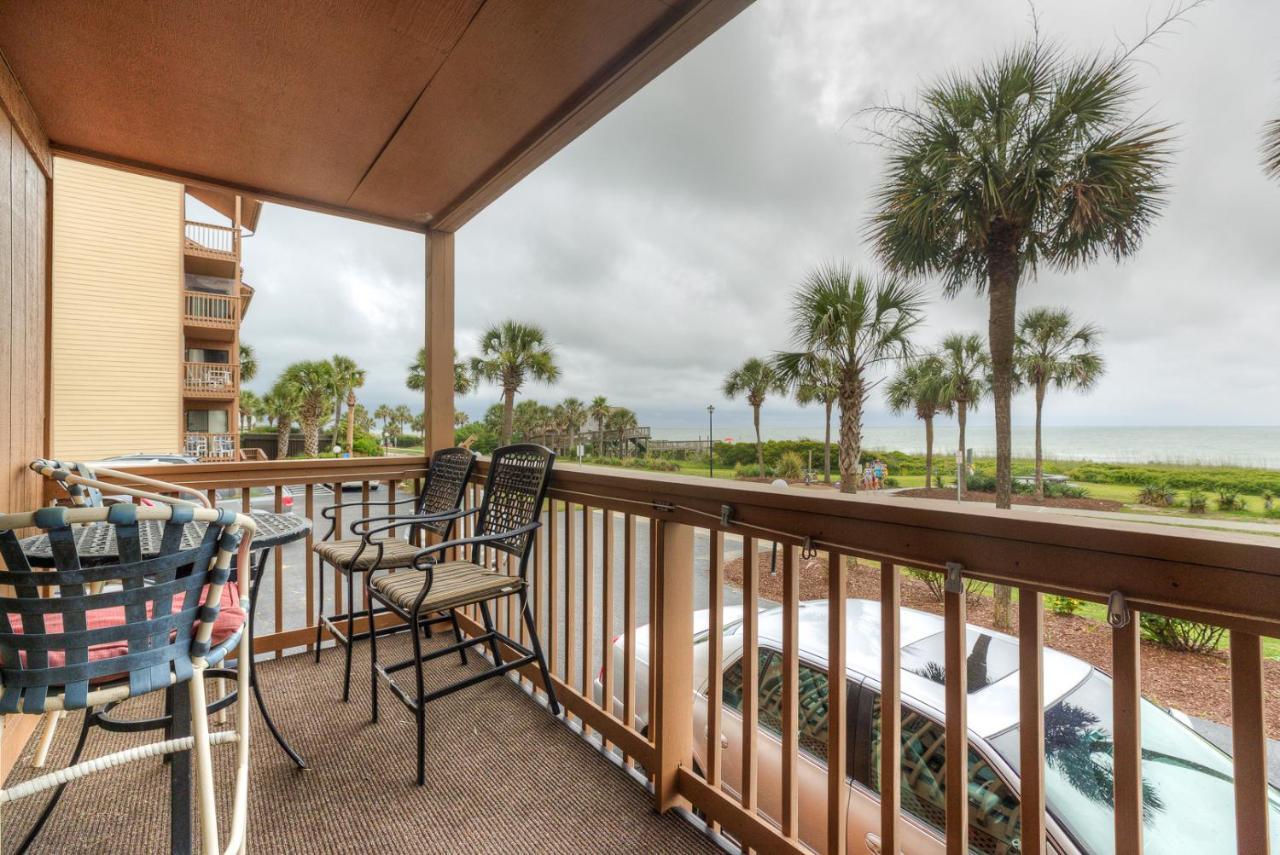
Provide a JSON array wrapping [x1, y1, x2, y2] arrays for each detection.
[[185, 348, 230, 364], [868, 693, 1021, 855], [186, 409, 229, 433], [721, 648, 836, 760]]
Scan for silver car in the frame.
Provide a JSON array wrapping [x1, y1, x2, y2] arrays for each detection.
[[598, 599, 1280, 853]]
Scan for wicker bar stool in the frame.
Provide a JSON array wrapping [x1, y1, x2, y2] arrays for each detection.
[[313, 446, 476, 701], [366, 444, 560, 785], [0, 503, 253, 854]]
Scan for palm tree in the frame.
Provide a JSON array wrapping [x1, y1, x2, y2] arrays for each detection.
[[870, 41, 1173, 511], [281, 360, 335, 456], [407, 347, 474, 396], [238, 389, 261, 433], [1265, 113, 1280, 180], [352, 403, 374, 436], [589, 396, 611, 454], [328, 354, 366, 451], [238, 342, 258, 383], [773, 264, 924, 493], [938, 333, 989, 499], [776, 355, 840, 484], [390, 404, 414, 441], [557, 397, 589, 454], [1016, 308, 1105, 499], [454, 410, 469, 429], [470, 321, 560, 444], [885, 354, 951, 489], [262, 381, 301, 460], [608, 407, 639, 458], [722, 358, 784, 474], [373, 404, 393, 441]]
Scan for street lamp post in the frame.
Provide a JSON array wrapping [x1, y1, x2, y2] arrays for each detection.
[[707, 404, 715, 479]]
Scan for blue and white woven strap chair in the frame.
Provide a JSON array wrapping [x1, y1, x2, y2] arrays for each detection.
[[0, 503, 254, 855]]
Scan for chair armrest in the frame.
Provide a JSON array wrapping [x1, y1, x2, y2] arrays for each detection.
[[355, 507, 479, 538], [319, 495, 420, 521], [409, 521, 541, 571]]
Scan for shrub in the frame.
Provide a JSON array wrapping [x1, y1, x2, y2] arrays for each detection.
[[903, 567, 985, 604], [934, 472, 945, 489], [733, 463, 770, 479], [1045, 482, 1088, 499], [1186, 491, 1208, 514], [776, 451, 804, 480], [352, 435, 384, 457], [1265, 506, 1280, 520], [1046, 595, 1085, 616], [1138, 483, 1175, 507], [1265, 492, 1275, 511], [966, 474, 997, 493], [883, 476, 900, 488], [1140, 613, 1225, 654], [1216, 490, 1243, 512]]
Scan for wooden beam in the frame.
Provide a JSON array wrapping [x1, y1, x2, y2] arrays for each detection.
[[0, 51, 49, 176], [1231, 631, 1270, 855], [424, 230, 455, 455], [1112, 613, 1143, 854], [653, 520, 694, 813]]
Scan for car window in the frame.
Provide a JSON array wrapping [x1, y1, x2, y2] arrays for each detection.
[[868, 693, 1021, 854], [722, 648, 835, 760]]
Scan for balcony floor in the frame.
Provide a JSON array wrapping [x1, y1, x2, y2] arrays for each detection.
[[2, 633, 720, 854]]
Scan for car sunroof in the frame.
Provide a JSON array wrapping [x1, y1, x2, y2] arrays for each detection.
[[901, 629, 1020, 692]]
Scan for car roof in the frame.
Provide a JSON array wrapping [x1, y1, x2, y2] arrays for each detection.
[[755, 599, 1092, 738]]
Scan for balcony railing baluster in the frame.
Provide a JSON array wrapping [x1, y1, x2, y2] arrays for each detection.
[[581, 501, 594, 738], [944, 564, 969, 855], [741, 533, 759, 817], [1019, 588, 1046, 855]]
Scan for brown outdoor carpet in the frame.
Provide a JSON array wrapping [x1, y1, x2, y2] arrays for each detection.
[[2, 635, 723, 854]]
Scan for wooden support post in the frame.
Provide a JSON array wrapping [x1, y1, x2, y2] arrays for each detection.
[[1019, 590, 1046, 855], [424, 230, 454, 455], [653, 519, 694, 813], [943, 565, 967, 855], [1113, 610, 1143, 855], [1231, 631, 1270, 855], [879, 560, 900, 853]]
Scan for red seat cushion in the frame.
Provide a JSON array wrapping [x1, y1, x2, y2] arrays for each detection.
[[8, 582, 246, 670]]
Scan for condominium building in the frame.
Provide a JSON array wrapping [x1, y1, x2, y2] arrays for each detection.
[[50, 157, 258, 461]]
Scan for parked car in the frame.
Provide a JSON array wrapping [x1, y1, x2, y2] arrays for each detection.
[[597, 599, 1280, 853], [91, 452, 199, 467], [214, 486, 295, 513]]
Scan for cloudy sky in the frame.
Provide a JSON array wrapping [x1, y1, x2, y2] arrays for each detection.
[[237, 0, 1280, 437]]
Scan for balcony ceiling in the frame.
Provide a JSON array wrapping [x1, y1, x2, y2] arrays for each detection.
[[0, 0, 749, 232]]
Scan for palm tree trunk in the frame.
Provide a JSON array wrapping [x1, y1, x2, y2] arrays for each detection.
[[1034, 382, 1046, 500], [987, 234, 1019, 633], [302, 416, 320, 457], [837, 370, 864, 494], [957, 402, 968, 498], [275, 420, 290, 460], [924, 414, 934, 489], [345, 390, 357, 454], [331, 394, 343, 449], [822, 399, 833, 484], [501, 387, 516, 444], [753, 405, 764, 473]]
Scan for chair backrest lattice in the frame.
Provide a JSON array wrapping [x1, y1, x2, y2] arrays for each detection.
[[0, 504, 244, 715], [414, 447, 477, 538], [471, 444, 555, 565]]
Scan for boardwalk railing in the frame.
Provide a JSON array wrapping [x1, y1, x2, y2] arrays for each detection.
[[73, 456, 1280, 854]]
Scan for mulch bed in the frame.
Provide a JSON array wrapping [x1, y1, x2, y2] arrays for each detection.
[[895, 487, 1124, 512], [724, 549, 1280, 737]]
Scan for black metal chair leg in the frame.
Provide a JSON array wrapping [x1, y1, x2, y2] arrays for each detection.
[[342, 568, 355, 701], [521, 596, 560, 716], [367, 578, 380, 724], [411, 615, 427, 786], [477, 601, 504, 666], [449, 609, 468, 666], [16, 711, 94, 855], [314, 558, 326, 663]]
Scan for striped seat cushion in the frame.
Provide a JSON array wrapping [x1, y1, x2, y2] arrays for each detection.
[[314, 537, 420, 571], [372, 561, 524, 614]]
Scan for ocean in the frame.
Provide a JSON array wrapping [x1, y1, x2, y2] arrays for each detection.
[[649, 425, 1280, 469]]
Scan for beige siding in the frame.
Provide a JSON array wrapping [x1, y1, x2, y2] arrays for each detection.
[[51, 157, 181, 459]]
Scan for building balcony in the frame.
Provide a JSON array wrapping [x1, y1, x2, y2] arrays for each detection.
[[183, 290, 240, 339], [183, 431, 237, 461], [13, 455, 1278, 854], [182, 361, 239, 398], [183, 219, 239, 262]]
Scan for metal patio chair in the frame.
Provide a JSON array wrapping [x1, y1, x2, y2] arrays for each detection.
[[0, 503, 253, 854], [365, 443, 559, 785], [312, 446, 476, 701], [185, 434, 208, 459]]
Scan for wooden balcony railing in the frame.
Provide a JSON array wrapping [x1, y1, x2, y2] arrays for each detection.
[[184, 219, 239, 260], [184, 290, 239, 329], [73, 456, 1280, 854], [184, 431, 237, 461], [183, 361, 239, 397]]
